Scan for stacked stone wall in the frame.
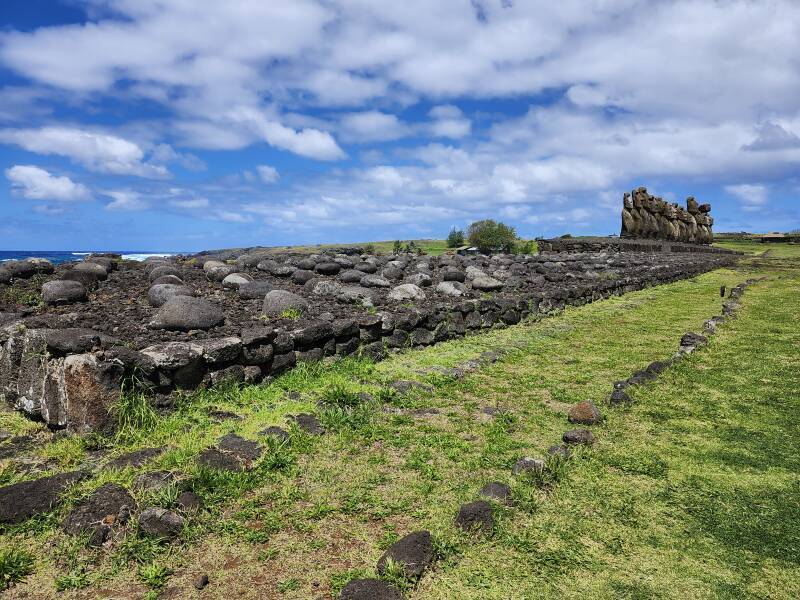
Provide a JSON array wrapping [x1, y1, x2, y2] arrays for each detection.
[[0, 248, 738, 432]]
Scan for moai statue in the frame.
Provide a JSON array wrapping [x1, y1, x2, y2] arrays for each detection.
[[621, 192, 636, 238], [677, 206, 695, 243], [620, 189, 714, 243]]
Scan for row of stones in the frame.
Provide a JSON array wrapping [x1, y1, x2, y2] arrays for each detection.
[[337, 277, 762, 599], [0, 252, 738, 432]]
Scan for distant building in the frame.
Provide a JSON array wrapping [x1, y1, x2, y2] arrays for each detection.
[[456, 246, 480, 256], [760, 232, 788, 243]]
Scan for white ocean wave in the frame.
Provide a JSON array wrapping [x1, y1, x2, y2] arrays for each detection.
[[71, 252, 91, 256], [121, 253, 174, 261]]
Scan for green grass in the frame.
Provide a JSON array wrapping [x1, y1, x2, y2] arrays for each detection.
[[1, 246, 798, 598], [0, 547, 35, 590]]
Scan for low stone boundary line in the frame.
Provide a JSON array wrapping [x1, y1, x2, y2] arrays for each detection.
[[335, 276, 763, 598]]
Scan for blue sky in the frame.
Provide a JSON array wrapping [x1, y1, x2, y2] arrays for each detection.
[[0, 0, 798, 251]]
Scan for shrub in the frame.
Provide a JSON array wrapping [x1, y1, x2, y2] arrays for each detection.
[[393, 240, 403, 254], [446, 227, 465, 248], [467, 219, 516, 253]]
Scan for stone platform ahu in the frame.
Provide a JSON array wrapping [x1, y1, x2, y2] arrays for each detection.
[[621, 187, 714, 244], [0, 199, 739, 433]]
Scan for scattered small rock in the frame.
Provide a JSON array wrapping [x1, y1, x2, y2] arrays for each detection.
[[609, 389, 631, 405], [547, 444, 571, 459], [133, 471, 177, 494], [512, 457, 546, 477], [259, 426, 290, 442], [562, 428, 595, 445], [105, 447, 165, 470], [479, 481, 513, 504], [63, 483, 136, 545], [339, 579, 403, 600], [0, 470, 85, 524], [455, 500, 494, 535], [567, 400, 602, 425], [194, 574, 210, 590], [177, 491, 202, 512], [293, 413, 325, 435], [138, 506, 184, 538], [377, 530, 434, 579]]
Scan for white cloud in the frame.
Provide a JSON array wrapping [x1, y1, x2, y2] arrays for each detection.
[[428, 105, 471, 139], [215, 210, 252, 223], [0, 127, 168, 177], [724, 184, 768, 212], [339, 111, 411, 143], [6, 165, 90, 201], [256, 165, 280, 183], [169, 197, 210, 209], [104, 190, 148, 211]]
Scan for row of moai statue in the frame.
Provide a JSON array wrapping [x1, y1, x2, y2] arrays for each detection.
[[621, 187, 714, 244]]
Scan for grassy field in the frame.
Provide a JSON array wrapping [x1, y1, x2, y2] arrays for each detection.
[[1, 241, 798, 599]]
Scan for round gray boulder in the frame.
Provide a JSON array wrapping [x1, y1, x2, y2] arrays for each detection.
[[471, 275, 504, 291], [148, 265, 181, 283], [238, 281, 273, 299], [436, 281, 466, 297], [151, 274, 184, 286], [73, 261, 108, 280], [148, 284, 193, 307], [360, 274, 391, 288], [222, 272, 254, 289], [149, 296, 224, 331], [262, 290, 309, 317], [42, 280, 87, 305], [388, 284, 425, 302]]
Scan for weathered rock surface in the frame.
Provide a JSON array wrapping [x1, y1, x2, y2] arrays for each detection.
[[455, 500, 494, 535], [339, 579, 403, 600], [0, 470, 85, 524], [563, 428, 595, 445], [138, 506, 184, 538], [148, 284, 193, 308], [479, 481, 513, 504], [567, 400, 602, 425], [63, 483, 135, 544], [377, 530, 435, 579], [149, 296, 224, 331], [262, 290, 309, 317], [42, 280, 87, 305]]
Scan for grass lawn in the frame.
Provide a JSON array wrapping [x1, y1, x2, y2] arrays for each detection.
[[1, 241, 797, 599]]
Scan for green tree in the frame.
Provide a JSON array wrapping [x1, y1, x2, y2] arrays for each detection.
[[467, 219, 517, 253], [446, 227, 465, 248], [392, 240, 402, 254]]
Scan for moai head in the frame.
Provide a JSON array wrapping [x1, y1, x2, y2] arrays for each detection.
[[698, 203, 711, 213], [686, 196, 699, 214], [633, 187, 647, 208], [623, 192, 633, 210]]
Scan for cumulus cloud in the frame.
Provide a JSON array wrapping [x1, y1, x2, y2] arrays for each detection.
[[742, 122, 800, 152], [1, 1, 799, 236], [256, 165, 280, 183], [0, 127, 168, 177], [104, 190, 148, 211], [6, 165, 91, 201], [724, 184, 768, 212], [338, 111, 411, 143]]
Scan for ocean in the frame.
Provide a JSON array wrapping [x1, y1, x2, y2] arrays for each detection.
[[0, 251, 176, 264]]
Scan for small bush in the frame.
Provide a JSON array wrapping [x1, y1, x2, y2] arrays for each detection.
[[279, 307, 302, 320], [447, 227, 465, 248], [467, 219, 516, 253], [0, 547, 35, 589]]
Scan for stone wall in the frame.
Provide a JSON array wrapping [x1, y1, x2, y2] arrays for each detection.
[[0, 248, 739, 432], [621, 187, 714, 243], [537, 237, 740, 254]]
